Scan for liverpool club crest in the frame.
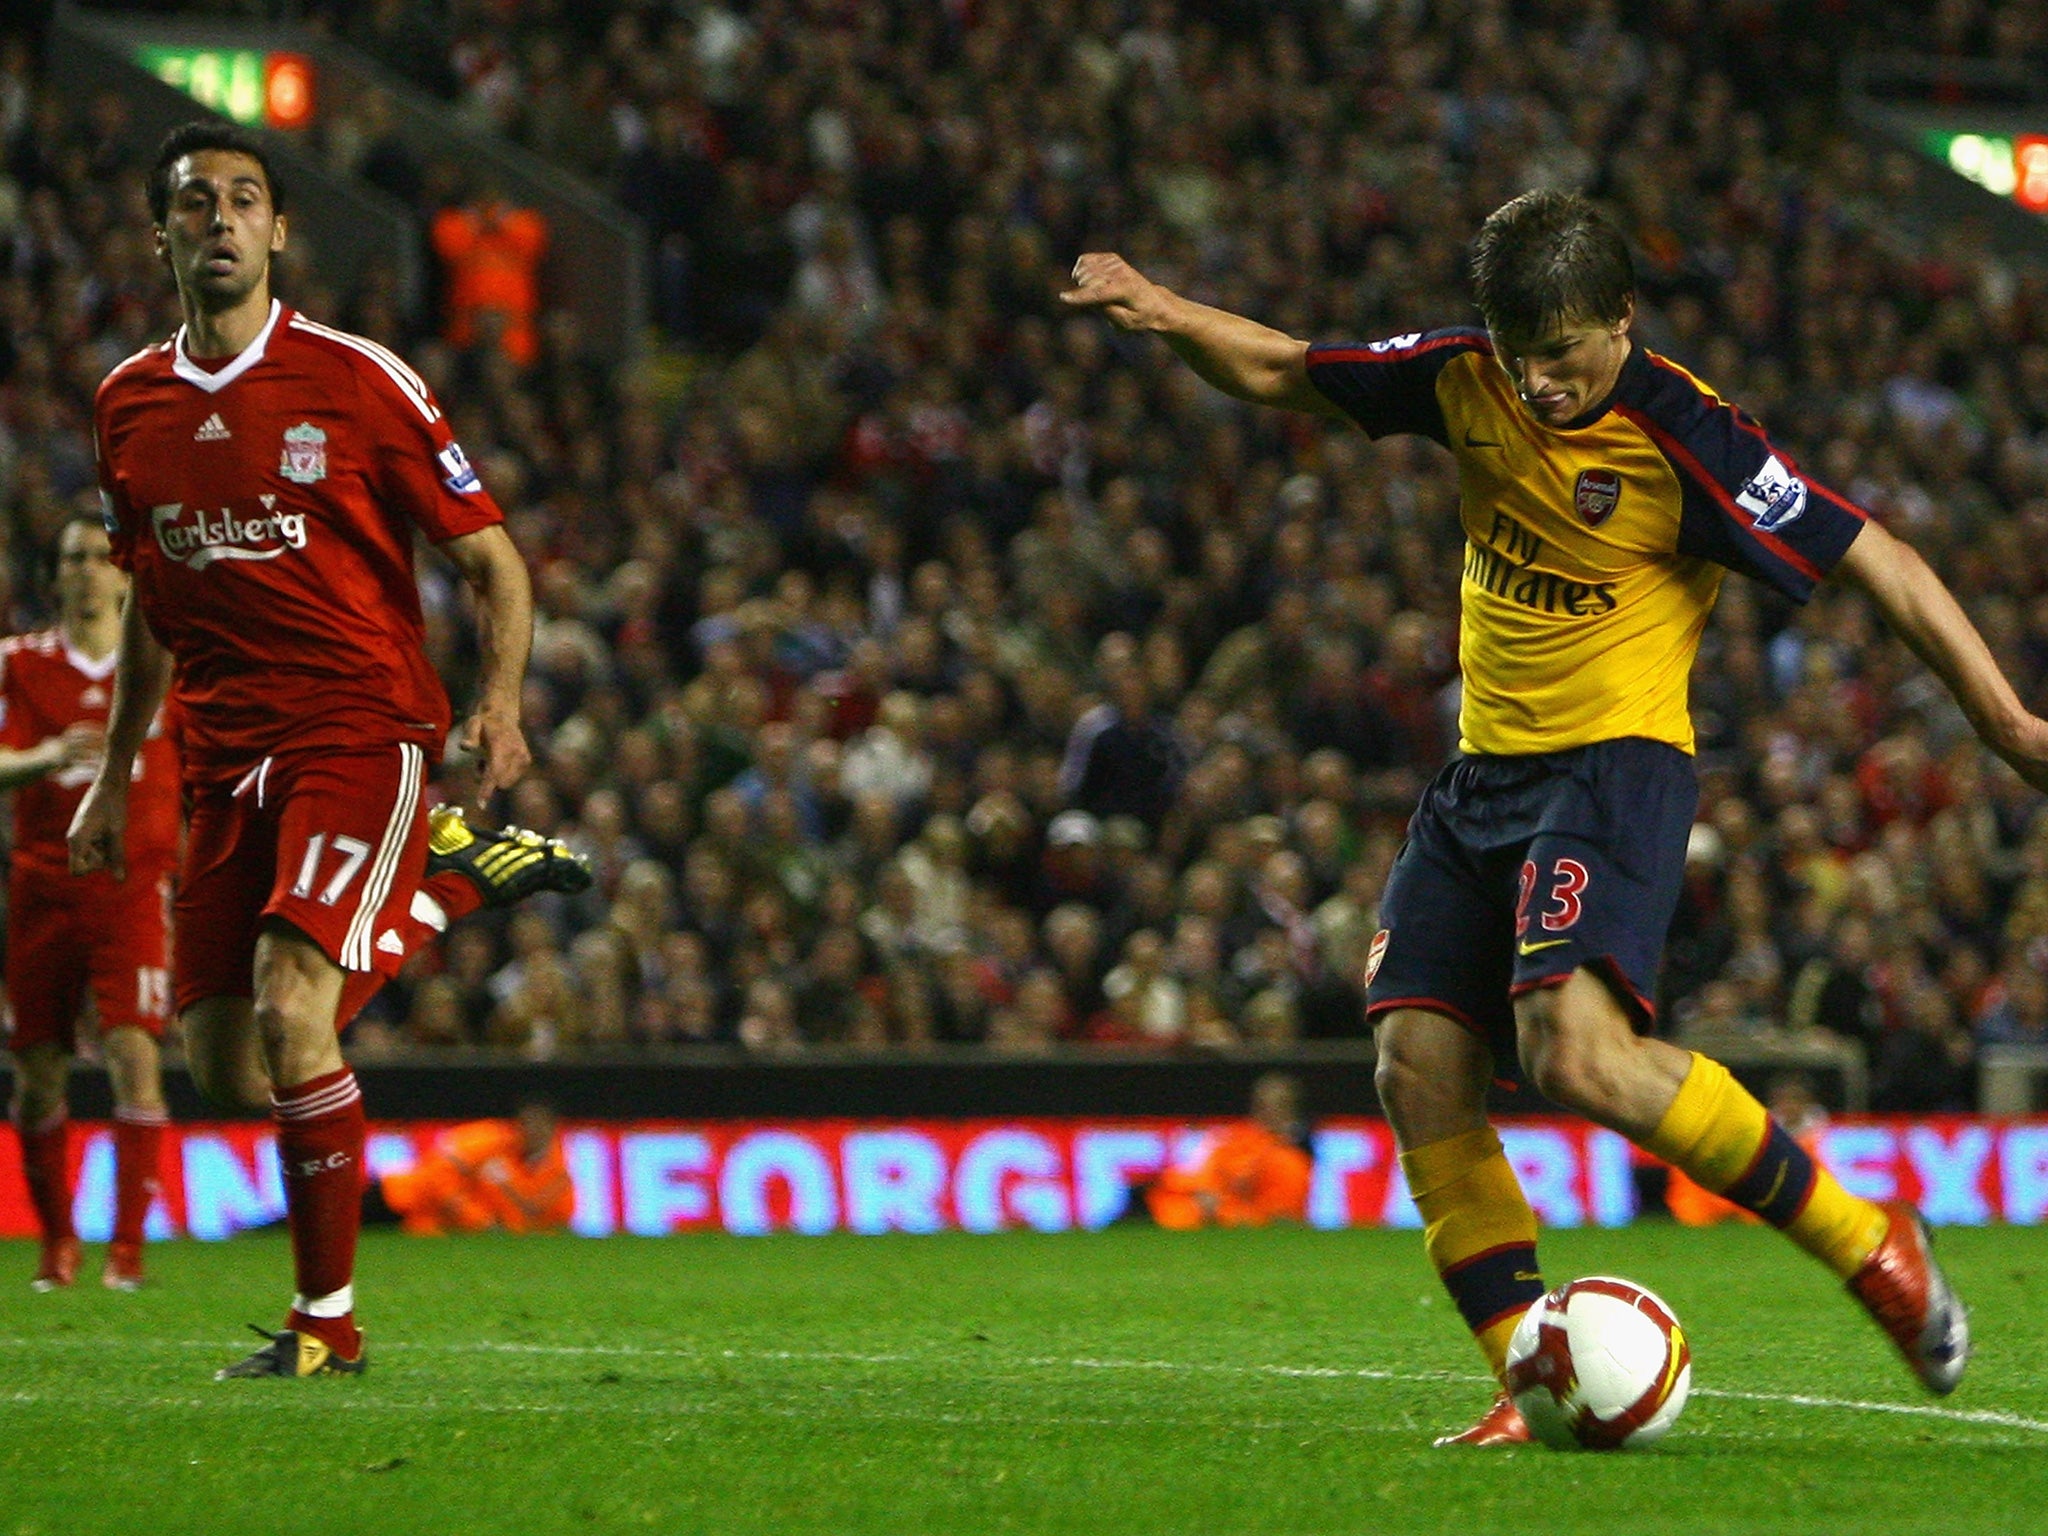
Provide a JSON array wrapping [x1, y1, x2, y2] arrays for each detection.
[[279, 422, 328, 485], [1573, 467, 1621, 527]]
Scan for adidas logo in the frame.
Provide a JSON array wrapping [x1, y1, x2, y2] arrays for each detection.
[[194, 413, 231, 441], [376, 929, 405, 956]]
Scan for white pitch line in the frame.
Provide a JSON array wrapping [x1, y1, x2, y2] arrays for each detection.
[[1690, 1386, 2048, 1435], [725, 1347, 2048, 1433], [5, 1337, 2046, 1436]]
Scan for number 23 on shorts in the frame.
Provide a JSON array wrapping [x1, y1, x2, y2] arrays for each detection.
[[1516, 856, 1588, 938]]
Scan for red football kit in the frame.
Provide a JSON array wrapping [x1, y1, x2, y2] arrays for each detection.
[[1, 632, 179, 1047], [94, 300, 504, 1010]]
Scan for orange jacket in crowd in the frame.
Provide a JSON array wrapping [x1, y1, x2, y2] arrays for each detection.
[[430, 200, 548, 366], [379, 1119, 574, 1235], [1145, 1122, 1313, 1229]]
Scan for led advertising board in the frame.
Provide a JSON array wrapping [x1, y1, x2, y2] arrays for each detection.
[[5, 1115, 2045, 1239]]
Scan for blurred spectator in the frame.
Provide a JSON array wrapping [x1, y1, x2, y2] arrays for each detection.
[[1975, 956, 2048, 1046], [366, 1103, 574, 1235], [1128, 1071, 1314, 1229], [430, 185, 548, 366], [1059, 632, 1185, 829], [1098, 929, 1186, 1047], [1874, 983, 1977, 1113]]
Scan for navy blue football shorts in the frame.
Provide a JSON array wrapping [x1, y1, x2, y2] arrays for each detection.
[[1363, 736, 1698, 1059]]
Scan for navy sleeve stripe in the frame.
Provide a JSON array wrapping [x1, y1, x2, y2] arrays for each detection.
[[1616, 403, 1825, 584], [1640, 357, 1868, 523], [1618, 351, 1867, 600], [1303, 328, 1486, 444]]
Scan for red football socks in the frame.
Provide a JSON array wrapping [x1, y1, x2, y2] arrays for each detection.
[[273, 1068, 366, 1359], [17, 1111, 74, 1243], [111, 1107, 169, 1250]]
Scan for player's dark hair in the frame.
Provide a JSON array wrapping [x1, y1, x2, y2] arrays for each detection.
[[147, 120, 285, 225], [48, 508, 106, 577], [1469, 189, 1633, 341]]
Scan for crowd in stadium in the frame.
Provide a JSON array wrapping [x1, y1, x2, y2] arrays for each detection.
[[5, 2, 2048, 1108]]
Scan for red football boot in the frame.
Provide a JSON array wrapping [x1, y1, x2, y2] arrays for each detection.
[[1433, 1389, 1531, 1447], [32, 1235, 80, 1292], [1847, 1201, 1969, 1395], [103, 1241, 146, 1292]]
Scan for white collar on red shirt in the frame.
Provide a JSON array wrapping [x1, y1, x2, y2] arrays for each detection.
[[62, 639, 117, 681], [172, 299, 283, 394]]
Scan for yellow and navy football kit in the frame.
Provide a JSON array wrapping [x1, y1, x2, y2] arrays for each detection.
[[1308, 334, 1896, 1387], [1305, 330, 1867, 1041]]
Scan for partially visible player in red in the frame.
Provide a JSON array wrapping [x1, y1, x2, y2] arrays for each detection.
[[72, 120, 577, 1380], [2, 512, 180, 1292]]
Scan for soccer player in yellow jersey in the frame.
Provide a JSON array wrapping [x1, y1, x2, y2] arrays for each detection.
[[1064, 189, 2048, 1444]]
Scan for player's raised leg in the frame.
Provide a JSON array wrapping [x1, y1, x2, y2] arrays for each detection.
[[1375, 1008, 1541, 1446], [100, 1024, 169, 1290], [1517, 968, 1968, 1394], [331, 805, 592, 1028], [8, 1042, 80, 1291], [426, 805, 591, 909]]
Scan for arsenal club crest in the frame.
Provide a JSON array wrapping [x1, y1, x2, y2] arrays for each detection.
[[279, 422, 329, 485], [1573, 467, 1621, 526], [1363, 928, 1391, 986]]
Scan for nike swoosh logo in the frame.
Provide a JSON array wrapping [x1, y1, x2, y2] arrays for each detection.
[[1464, 429, 1504, 448], [1517, 938, 1571, 955], [1758, 1162, 1787, 1209]]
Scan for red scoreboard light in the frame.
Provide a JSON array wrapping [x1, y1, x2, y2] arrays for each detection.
[[266, 53, 316, 131], [2016, 136, 2048, 214]]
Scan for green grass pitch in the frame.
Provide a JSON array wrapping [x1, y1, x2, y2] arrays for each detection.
[[3, 1223, 2045, 1535]]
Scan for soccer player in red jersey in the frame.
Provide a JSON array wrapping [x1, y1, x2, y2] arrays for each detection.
[[3, 513, 180, 1293], [72, 120, 548, 1379]]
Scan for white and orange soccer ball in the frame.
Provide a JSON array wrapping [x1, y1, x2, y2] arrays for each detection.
[[1503, 1277, 1692, 1450]]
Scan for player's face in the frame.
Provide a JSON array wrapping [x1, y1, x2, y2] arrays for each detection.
[[1490, 305, 1633, 428], [54, 521, 126, 621], [155, 150, 287, 310]]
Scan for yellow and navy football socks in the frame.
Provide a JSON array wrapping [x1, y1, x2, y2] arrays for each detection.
[[1400, 1126, 1545, 1378], [1643, 1052, 1887, 1278]]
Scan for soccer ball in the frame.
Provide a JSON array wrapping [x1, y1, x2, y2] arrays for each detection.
[[1503, 1276, 1692, 1450]]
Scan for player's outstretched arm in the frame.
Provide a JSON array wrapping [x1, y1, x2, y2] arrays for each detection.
[[1061, 253, 1346, 419], [440, 523, 534, 807], [1836, 518, 2048, 791], [67, 589, 171, 879]]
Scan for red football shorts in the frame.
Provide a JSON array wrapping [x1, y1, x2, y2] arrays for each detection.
[[5, 868, 172, 1050], [173, 742, 430, 1016]]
